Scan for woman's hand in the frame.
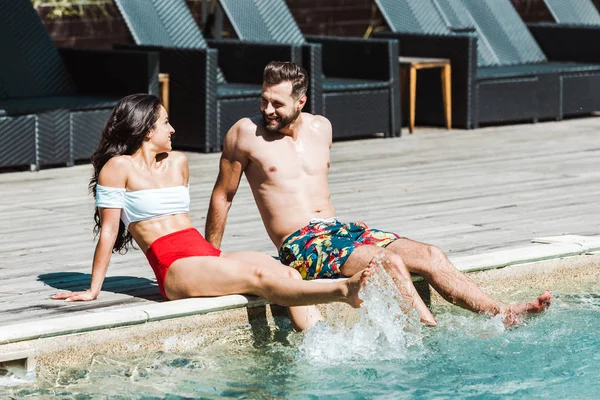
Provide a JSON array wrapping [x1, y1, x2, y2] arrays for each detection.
[[51, 289, 97, 302]]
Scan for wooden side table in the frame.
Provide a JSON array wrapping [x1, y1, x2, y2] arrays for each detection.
[[399, 57, 452, 133], [158, 73, 170, 113]]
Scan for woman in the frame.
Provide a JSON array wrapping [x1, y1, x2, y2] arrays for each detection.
[[52, 94, 368, 331]]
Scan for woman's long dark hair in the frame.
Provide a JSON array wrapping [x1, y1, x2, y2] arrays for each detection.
[[89, 94, 162, 253]]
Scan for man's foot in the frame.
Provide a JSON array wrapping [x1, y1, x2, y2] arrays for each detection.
[[346, 264, 373, 308], [502, 290, 552, 326]]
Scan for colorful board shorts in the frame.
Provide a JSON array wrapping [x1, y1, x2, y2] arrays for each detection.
[[145, 228, 221, 299], [278, 219, 401, 279]]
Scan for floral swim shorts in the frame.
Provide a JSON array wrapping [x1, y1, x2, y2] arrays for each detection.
[[278, 218, 401, 279]]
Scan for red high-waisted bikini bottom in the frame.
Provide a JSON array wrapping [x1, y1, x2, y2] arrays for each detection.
[[145, 228, 221, 299]]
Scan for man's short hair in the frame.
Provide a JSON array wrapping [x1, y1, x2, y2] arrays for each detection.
[[263, 61, 308, 100]]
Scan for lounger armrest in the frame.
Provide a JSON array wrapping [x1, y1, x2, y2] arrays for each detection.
[[372, 31, 475, 61], [58, 48, 160, 96], [528, 23, 600, 63], [449, 27, 476, 34], [206, 39, 302, 83], [372, 31, 478, 129], [112, 44, 217, 95], [372, 31, 476, 85], [305, 35, 399, 81]]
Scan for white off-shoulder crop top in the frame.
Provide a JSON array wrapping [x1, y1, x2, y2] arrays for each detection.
[[95, 184, 190, 228]]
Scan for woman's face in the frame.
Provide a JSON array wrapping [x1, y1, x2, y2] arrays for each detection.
[[149, 106, 175, 152]]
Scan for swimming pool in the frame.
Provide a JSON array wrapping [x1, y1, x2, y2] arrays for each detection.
[[2, 257, 599, 399]]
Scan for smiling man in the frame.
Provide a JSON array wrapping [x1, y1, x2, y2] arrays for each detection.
[[205, 61, 551, 326]]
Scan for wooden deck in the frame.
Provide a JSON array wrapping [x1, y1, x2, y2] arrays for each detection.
[[1, 117, 600, 329]]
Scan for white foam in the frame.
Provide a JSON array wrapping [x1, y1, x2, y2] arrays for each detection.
[[299, 258, 424, 364], [433, 313, 506, 338], [0, 368, 36, 387]]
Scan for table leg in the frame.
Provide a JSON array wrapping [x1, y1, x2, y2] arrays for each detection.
[[441, 64, 451, 130], [159, 73, 170, 114], [409, 66, 416, 134]]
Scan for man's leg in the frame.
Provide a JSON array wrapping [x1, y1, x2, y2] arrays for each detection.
[[340, 245, 437, 326], [386, 238, 551, 320]]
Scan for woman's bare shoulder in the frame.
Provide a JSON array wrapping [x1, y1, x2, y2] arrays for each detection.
[[167, 151, 188, 163], [98, 156, 132, 187]]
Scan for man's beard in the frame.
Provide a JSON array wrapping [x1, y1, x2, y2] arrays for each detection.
[[262, 108, 301, 132]]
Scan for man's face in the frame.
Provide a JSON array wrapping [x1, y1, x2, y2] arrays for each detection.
[[261, 81, 303, 132]]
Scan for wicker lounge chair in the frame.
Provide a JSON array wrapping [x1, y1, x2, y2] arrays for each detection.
[[0, 0, 159, 170], [527, 0, 600, 66], [460, 0, 600, 122], [374, 0, 600, 128], [217, 0, 401, 139], [114, 0, 305, 152], [543, 0, 600, 25]]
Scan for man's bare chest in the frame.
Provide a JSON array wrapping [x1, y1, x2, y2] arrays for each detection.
[[248, 141, 330, 181]]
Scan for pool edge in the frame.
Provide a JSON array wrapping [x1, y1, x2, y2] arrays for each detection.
[[1, 235, 598, 355]]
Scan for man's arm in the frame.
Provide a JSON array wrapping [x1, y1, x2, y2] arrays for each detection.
[[205, 121, 250, 248]]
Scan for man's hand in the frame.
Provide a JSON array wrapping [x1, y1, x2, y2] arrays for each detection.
[[51, 289, 97, 302]]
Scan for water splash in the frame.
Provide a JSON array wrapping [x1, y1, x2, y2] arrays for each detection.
[[299, 255, 424, 364], [0, 367, 36, 388]]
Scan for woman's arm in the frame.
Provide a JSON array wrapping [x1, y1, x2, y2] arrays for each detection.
[[52, 208, 121, 301], [52, 157, 128, 301]]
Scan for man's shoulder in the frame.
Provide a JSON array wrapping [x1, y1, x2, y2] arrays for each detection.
[[303, 113, 332, 143], [303, 113, 331, 130], [232, 115, 263, 136], [223, 116, 264, 157]]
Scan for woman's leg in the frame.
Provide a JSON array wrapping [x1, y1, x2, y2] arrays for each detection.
[[164, 251, 369, 312], [222, 251, 323, 331]]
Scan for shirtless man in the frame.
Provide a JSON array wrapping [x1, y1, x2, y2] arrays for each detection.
[[206, 61, 552, 326]]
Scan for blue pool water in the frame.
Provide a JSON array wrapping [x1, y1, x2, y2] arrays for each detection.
[[2, 270, 599, 399]]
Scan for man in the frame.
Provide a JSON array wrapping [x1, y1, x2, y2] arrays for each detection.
[[206, 61, 551, 326]]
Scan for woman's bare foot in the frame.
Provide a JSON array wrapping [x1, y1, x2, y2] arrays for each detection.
[[502, 290, 552, 326], [345, 265, 373, 308]]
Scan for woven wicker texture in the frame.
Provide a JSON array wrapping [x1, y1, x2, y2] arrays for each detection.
[[220, 0, 306, 44], [459, 0, 547, 67], [114, 0, 204, 47], [0, 0, 75, 98], [37, 109, 70, 166], [218, 0, 400, 138], [0, 96, 116, 115], [478, 62, 600, 79], [0, 116, 37, 168], [114, 0, 226, 83], [71, 109, 111, 161], [375, 0, 450, 35], [544, 0, 600, 25], [0, 0, 159, 167], [375, 0, 495, 68], [432, 0, 473, 31]]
